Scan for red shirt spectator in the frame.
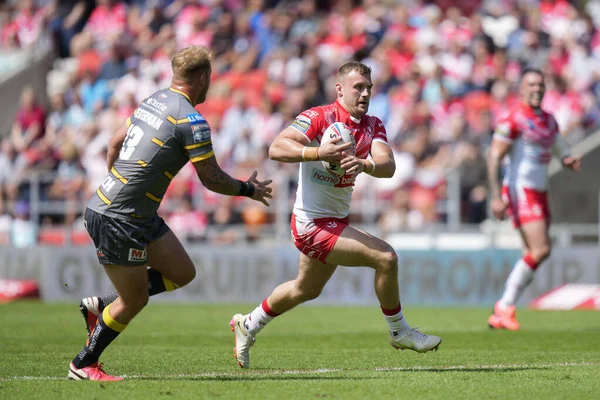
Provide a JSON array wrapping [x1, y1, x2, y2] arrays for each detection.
[[11, 86, 45, 154]]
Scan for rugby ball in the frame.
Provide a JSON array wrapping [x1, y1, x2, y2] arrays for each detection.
[[320, 122, 356, 176]]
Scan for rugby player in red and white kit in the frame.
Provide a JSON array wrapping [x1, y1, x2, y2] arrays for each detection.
[[229, 62, 441, 369], [488, 67, 581, 330]]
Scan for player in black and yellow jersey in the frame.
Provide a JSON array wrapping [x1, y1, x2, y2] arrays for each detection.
[[68, 45, 272, 381]]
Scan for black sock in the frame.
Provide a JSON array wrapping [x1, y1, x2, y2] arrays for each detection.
[[98, 268, 178, 311], [72, 304, 127, 368]]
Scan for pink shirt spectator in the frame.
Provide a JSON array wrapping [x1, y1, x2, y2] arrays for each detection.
[[174, 4, 210, 48], [85, 1, 127, 47], [13, 7, 44, 48]]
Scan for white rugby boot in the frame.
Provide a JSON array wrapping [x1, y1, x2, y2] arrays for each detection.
[[80, 296, 102, 335], [230, 314, 256, 368], [389, 328, 442, 353]]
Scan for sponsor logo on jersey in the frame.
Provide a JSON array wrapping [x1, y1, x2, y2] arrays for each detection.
[[310, 168, 355, 187], [128, 248, 147, 262], [187, 113, 206, 124], [191, 123, 211, 143], [145, 97, 168, 113], [291, 115, 311, 133], [311, 168, 340, 185]]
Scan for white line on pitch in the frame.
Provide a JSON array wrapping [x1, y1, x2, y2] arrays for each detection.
[[3, 362, 600, 381]]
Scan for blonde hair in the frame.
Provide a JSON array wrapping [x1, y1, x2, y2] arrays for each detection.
[[171, 45, 212, 82], [337, 61, 372, 79]]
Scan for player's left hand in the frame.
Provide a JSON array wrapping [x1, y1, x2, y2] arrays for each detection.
[[246, 171, 273, 206], [340, 152, 364, 176], [562, 156, 581, 172]]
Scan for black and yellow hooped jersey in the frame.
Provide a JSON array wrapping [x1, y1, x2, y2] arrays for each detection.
[[87, 88, 213, 221]]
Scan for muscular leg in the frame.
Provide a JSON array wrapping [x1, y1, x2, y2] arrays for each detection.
[[235, 224, 440, 369], [72, 264, 148, 369], [145, 229, 197, 287], [247, 225, 401, 336], [492, 219, 551, 330], [519, 220, 552, 264], [267, 254, 337, 314], [326, 226, 399, 309], [94, 230, 196, 311], [499, 219, 551, 307], [265, 225, 397, 315]]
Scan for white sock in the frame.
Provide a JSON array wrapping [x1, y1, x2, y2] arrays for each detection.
[[245, 301, 277, 336], [383, 310, 410, 333], [499, 258, 535, 307]]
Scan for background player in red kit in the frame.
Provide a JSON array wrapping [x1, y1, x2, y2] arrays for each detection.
[[487, 67, 581, 330], [229, 61, 442, 369]]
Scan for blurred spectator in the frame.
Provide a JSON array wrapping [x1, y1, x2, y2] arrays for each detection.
[[98, 41, 127, 81], [210, 197, 243, 245], [4, 0, 600, 245], [79, 69, 112, 114], [10, 200, 36, 248], [166, 198, 208, 243], [11, 86, 46, 159], [378, 189, 424, 233], [456, 140, 488, 224], [10, 0, 46, 49], [241, 203, 267, 242], [82, 0, 127, 54], [0, 138, 17, 215], [47, 0, 94, 58], [46, 141, 85, 225]]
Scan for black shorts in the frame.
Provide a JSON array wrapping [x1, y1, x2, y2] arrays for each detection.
[[84, 208, 170, 266]]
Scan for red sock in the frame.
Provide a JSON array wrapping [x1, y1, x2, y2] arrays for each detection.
[[261, 298, 280, 317], [380, 303, 401, 316], [523, 254, 539, 270]]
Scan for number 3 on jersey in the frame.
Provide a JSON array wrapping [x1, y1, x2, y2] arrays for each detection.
[[120, 124, 145, 160]]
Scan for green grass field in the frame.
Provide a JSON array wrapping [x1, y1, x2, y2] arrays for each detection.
[[1, 301, 599, 399]]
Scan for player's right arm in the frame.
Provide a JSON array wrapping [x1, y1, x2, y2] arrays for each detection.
[[269, 111, 352, 163], [488, 115, 517, 219], [106, 120, 129, 170]]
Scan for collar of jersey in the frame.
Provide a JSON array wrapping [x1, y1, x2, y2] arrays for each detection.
[[169, 87, 193, 104], [335, 100, 361, 124]]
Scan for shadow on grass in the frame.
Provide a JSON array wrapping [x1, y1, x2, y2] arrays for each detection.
[[131, 366, 549, 381], [135, 375, 377, 382], [379, 366, 548, 373]]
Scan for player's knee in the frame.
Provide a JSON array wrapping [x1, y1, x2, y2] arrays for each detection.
[[377, 248, 398, 273], [295, 284, 323, 302], [176, 265, 196, 287], [533, 244, 551, 263]]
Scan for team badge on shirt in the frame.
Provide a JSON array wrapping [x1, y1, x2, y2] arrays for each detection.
[[291, 115, 312, 133], [187, 113, 211, 143]]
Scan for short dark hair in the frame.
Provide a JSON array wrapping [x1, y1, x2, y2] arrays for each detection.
[[337, 61, 372, 79], [521, 66, 543, 80]]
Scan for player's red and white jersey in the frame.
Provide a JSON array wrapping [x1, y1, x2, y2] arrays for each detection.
[[493, 102, 561, 191], [289, 100, 388, 220]]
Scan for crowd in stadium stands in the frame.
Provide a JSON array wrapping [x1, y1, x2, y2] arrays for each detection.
[[1, 0, 600, 246]]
